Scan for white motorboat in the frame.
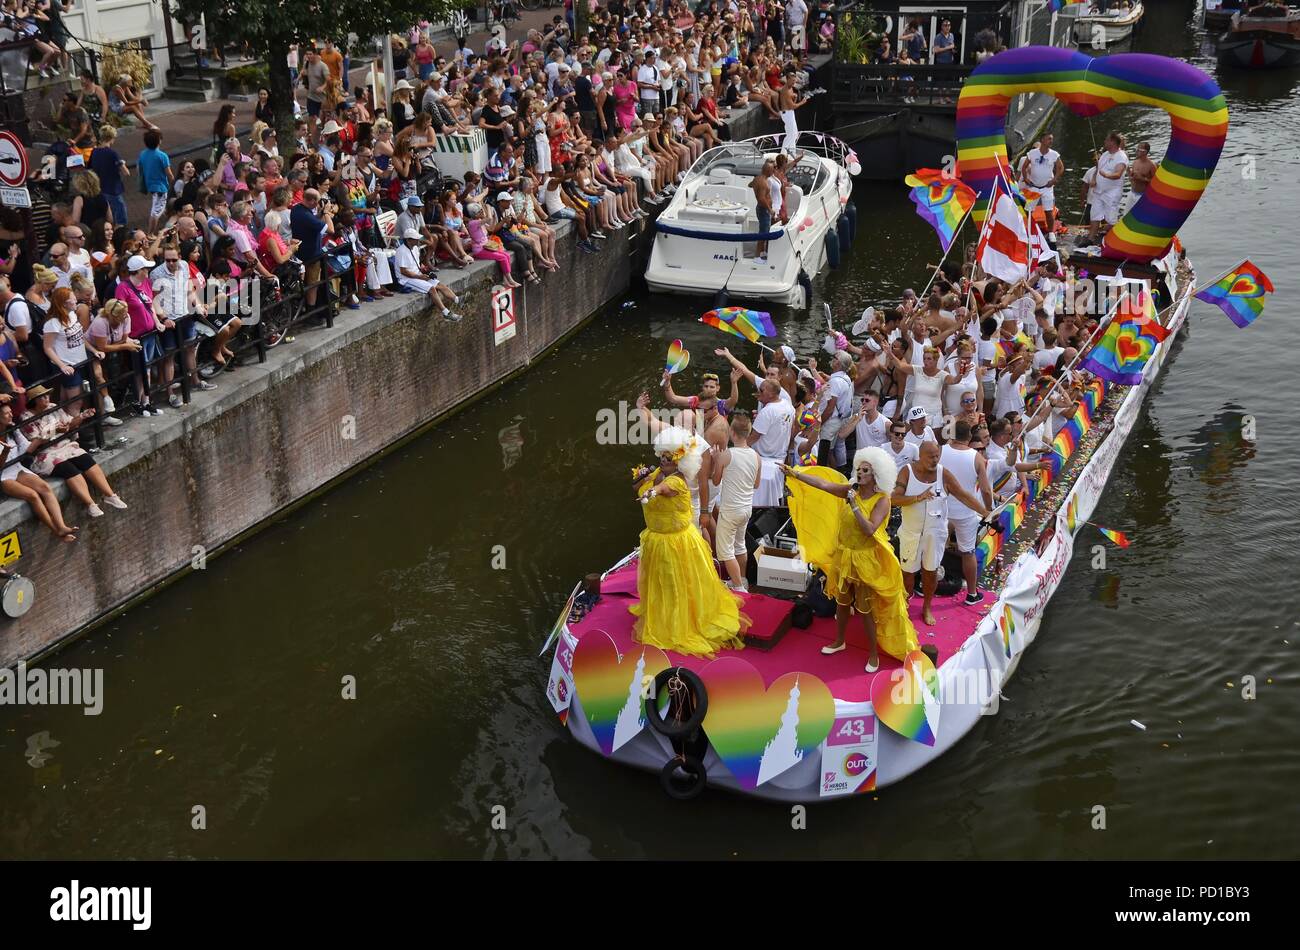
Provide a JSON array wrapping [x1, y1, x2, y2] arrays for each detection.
[[1074, 1, 1145, 45], [644, 132, 860, 308]]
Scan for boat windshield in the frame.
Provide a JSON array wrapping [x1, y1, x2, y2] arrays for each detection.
[[688, 145, 829, 193]]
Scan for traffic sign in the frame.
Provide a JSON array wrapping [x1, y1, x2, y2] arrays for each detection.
[[0, 131, 28, 188]]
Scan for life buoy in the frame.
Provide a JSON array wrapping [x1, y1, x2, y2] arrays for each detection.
[[660, 755, 708, 800], [837, 215, 851, 255], [645, 667, 708, 738], [824, 230, 840, 270]]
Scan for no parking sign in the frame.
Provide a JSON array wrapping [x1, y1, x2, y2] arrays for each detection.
[[492, 285, 516, 345]]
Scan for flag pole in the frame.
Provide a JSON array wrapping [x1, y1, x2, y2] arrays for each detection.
[[966, 190, 998, 312]]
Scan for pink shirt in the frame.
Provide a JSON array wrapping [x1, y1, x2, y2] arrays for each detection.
[[115, 277, 157, 338]]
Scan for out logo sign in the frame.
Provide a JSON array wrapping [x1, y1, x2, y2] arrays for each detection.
[[843, 751, 872, 776]]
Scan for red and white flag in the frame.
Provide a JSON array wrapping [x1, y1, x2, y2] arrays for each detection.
[[978, 191, 1030, 282]]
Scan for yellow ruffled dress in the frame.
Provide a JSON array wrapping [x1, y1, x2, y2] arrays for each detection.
[[630, 473, 748, 657], [786, 473, 920, 661]]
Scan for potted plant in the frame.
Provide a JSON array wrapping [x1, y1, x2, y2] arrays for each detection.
[[225, 64, 269, 97]]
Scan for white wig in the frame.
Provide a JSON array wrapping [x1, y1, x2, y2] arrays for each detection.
[[851, 446, 898, 496], [653, 426, 705, 485]]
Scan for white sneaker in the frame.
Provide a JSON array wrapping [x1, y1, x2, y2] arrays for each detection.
[[103, 495, 128, 510], [169, 393, 183, 409], [88, 504, 105, 518], [103, 396, 117, 414], [103, 414, 124, 427]]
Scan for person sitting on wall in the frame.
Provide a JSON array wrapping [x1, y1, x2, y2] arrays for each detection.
[[393, 227, 462, 322]]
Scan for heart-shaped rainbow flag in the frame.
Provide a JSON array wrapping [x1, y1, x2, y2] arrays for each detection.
[[697, 657, 835, 789], [870, 650, 941, 745], [665, 339, 690, 375], [572, 629, 671, 755]]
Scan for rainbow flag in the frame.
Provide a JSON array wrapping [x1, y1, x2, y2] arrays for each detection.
[[1046, 0, 1071, 12], [1000, 604, 1016, 658], [976, 527, 1003, 575], [1194, 260, 1274, 328], [1079, 294, 1172, 386], [700, 307, 776, 343], [1096, 526, 1131, 548], [1065, 494, 1079, 534], [905, 168, 977, 253]]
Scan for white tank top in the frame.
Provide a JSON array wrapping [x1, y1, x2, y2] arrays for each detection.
[[542, 185, 564, 215], [900, 463, 947, 536], [768, 176, 783, 215], [944, 363, 978, 416], [939, 444, 980, 519], [912, 367, 945, 422], [719, 446, 759, 512]]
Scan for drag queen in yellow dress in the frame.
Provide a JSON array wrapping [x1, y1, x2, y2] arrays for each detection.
[[629, 431, 748, 657], [781, 448, 919, 672]]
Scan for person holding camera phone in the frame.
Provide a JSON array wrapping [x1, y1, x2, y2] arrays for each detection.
[[290, 189, 335, 314]]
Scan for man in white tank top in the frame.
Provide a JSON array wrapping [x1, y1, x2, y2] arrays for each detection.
[[711, 412, 762, 592], [893, 441, 990, 625], [939, 420, 993, 605]]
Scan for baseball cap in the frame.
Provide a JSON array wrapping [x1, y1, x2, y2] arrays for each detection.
[[779, 345, 796, 364], [907, 406, 929, 421], [126, 254, 155, 272], [404, 194, 424, 208], [402, 227, 422, 241], [496, 191, 515, 202]]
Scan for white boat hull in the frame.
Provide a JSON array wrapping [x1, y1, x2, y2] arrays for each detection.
[[1074, 4, 1145, 45], [644, 133, 857, 307]]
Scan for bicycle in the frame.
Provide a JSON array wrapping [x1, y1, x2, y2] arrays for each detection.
[[517, 0, 563, 11], [256, 263, 306, 348]]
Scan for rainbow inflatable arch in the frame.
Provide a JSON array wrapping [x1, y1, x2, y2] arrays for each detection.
[[956, 46, 1228, 263]]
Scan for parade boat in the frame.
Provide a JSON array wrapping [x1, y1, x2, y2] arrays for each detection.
[[544, 234, 1196, 802], [545, 45, 1228, 803], [1073, 1, 1146, 46], [1203, 0, 1248, 32], [644, 132, 859, 309], [1216, 4, 1300, 68]]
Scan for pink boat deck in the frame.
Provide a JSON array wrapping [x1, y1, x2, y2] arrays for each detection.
[[570, 560, 994, 703]]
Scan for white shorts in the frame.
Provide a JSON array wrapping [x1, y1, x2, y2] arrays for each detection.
[[899, 524, 945, 573], [950, 513, 979, 554], [399, 275, 439, 294], [1090, 190, 1122, 224], [715, 507, 751, 560], [1029, 184, 1055, 211], [149, 192, 168, 219]]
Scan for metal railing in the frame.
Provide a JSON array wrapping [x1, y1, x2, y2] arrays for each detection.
[[1, 260, 341, 480], [832, 62, 972, 105]]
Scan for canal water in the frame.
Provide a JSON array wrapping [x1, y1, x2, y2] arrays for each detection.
[[3, 1, 1297, 859]]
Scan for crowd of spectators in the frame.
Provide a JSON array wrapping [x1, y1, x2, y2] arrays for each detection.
[[1, 0, 823, 541]]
